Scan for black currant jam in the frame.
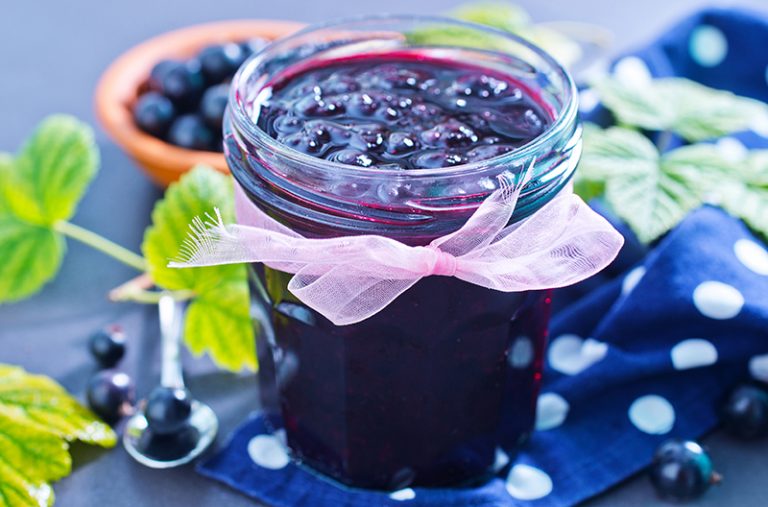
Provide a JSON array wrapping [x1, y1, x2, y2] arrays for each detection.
[[255, 56, 550, 170], [226, 18, 580, 491]]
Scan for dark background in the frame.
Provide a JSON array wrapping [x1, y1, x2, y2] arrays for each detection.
[[2, 1, 768, 506]]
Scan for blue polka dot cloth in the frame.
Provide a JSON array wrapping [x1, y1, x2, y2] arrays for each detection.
[[197, 7, 768, 507]]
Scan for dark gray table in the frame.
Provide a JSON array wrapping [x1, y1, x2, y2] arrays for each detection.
[[2, 1, 767, 506]]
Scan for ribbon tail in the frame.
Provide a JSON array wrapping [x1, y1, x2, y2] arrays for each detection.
[[288, 264, 420, 326], [167, 209, 308, 273], [456, 193, 624, 291]]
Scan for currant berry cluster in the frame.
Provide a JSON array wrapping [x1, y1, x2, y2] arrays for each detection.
[[648, 381, 768, 502], [133, 38, 268, 152], [86, 326, 135, 424]]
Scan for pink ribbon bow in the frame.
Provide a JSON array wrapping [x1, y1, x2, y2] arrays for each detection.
[[170, 176, 623, 326]]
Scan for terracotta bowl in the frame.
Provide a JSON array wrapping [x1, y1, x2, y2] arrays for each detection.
[[95, 20, 304, 187]]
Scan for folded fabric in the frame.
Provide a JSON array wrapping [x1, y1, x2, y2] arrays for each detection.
[[198, 7, 768, 506]]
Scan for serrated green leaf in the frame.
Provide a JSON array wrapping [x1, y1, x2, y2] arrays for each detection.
[[661, 144, 737, 196], [575, 126, 658, 201], [0, 457, 55, 507], [0, 218, 65, 304], [593, 79, 671, 130], [449, 2, 581, 66], [595, 77, 767, 141], [451, 2, 530, 32], [605, 163, 701, 243], [184, 279, 257, 371], [144, 166, 256, 371], [719, 150, 768, 240], [406, 26, 513, 52], [0, 154, 13, 215], [2, 116, 99, 226], [0, 364, 116, 507], [0, 365, 116, 447], [143, 166, 240, 293]]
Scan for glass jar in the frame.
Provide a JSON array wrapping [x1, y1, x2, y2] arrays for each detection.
[[225, 15, 580, 490]]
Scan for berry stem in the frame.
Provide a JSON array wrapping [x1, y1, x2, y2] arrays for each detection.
[[54, 220, 147, 272]]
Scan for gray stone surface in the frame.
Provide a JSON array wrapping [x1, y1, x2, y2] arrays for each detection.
[[1, 1, 767, 506]]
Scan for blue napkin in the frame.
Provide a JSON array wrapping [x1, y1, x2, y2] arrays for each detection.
[[197, 7, 768, 506]]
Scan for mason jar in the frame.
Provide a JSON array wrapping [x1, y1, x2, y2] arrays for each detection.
[[224, 15, 580, 490]]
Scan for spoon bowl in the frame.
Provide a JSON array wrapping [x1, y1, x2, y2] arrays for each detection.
[[123, 399, 218, 468]]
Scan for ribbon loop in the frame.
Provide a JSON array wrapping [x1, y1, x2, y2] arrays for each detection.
[[170, 181, 624, 326]]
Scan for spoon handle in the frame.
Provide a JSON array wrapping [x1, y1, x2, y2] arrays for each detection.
[[159, 294, 185, 389]]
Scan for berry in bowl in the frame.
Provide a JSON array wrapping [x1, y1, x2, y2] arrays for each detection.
[[226, 16, 583, 490], [95, 20, 303, 187]]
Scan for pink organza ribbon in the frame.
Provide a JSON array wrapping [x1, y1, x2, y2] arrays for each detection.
[[170, 174, 624, 325]]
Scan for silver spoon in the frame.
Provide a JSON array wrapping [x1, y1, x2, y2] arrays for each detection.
[[123, 294, 218, 468]]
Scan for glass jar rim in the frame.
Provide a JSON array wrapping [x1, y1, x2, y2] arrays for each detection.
[[228, 13, 579, 180]]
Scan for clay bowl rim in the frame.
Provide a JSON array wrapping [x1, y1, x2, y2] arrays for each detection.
[[94, 19, 305, 186]]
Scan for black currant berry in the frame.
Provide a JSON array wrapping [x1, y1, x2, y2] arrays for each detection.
[[150, 60, 205, 110], [721, 384, 768, 439], [168, 114, 216, 151], [198, 43, 246, 83], [649, 439, 720, 502], [133, 92, 176, 138], [88, 326, 126, 368], [86, 371, 135, 423], [199, 83, 230, 133], [145, 386, 193, 435]]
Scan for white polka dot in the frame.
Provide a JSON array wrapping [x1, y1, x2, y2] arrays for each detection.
[[622, 266, 646, 295], [716, 137, 748, 162], [536, 393, 570, 430], [751, 110, 768, 138], [247, 435, 290, 470], [671, 339, 718, 370], [749, 354, 768, 382], [548, 334, 608, 375], [506, 464, 553, 500], [629, 395, 675, 434], [689, 25, 728, 67], [579, 88, 600, 113], [389, 488, 416, 501], [735, 239, 768, 275], [509, 336, 534, 368], [692, 281, 744, 320], [494, 447, 510, 471], [613, 56, 653, 88]]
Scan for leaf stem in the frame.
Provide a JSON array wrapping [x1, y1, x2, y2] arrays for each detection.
[[109, 273, 195, 304], [247, 264, 271, 305], [54, 221, 147, 271]]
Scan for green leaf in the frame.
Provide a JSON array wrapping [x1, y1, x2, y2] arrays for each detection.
[[2, 116, 99, 226], [406, 26, 514, 52], [0, 365, 116, 447], [719, 150, 768, 240], [0, 154, 13, 215], [578, 126, 705, 243], [451, 2, 531, 32], [605, 160, 701, 244], [184, 280, 257, 371], [595, 77, 767, 141], [575, 126, 657, 202], [144, 166, 256, 371], [0, 218, 65, 303], [449, 2, 582, 66], [0, 364, 116, 507], [143, 166, 240, 293]]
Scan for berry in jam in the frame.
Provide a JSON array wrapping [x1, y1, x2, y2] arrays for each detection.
[[255, 56, 551, 169]]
